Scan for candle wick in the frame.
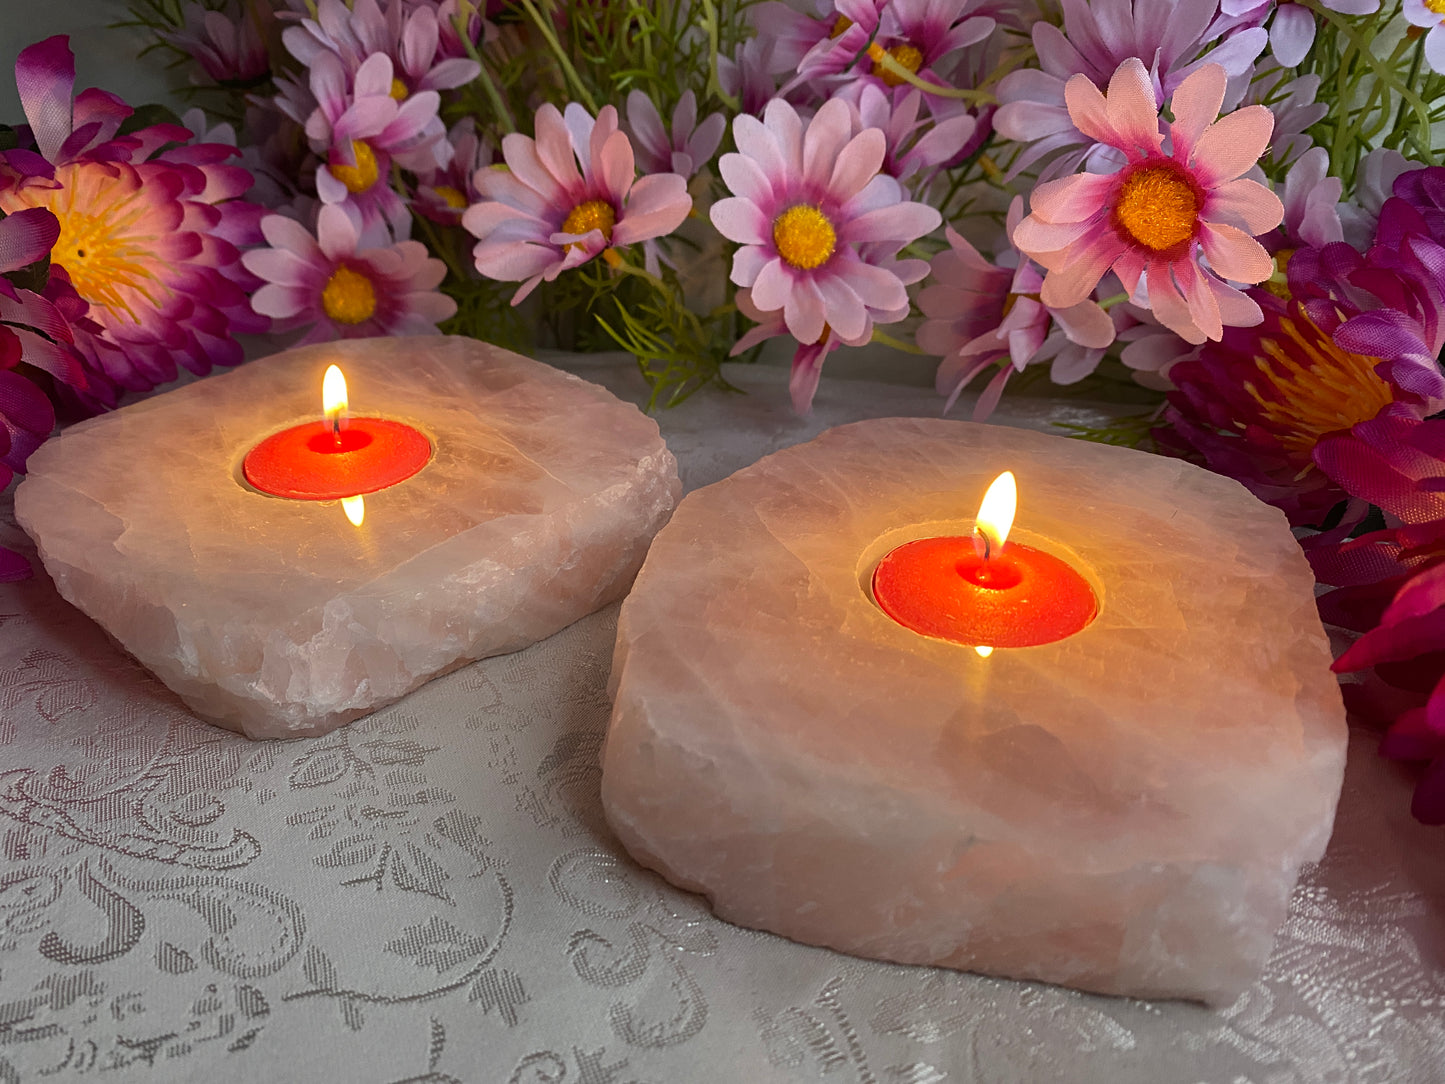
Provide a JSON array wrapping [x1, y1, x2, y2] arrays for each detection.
[[332, 413, 342, 447], [972, 527, 992, 563]]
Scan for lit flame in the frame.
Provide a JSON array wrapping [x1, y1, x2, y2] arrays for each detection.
[[342, 495, 365, 527], [323, 364, 348, 440], [972, 471, 1016, 560], [975, 645, 993, 658]]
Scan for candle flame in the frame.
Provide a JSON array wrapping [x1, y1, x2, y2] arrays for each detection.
[[323, 365, 349, 439], [342, 494, 365, 527], [973, 471, 1016, 559], [975, 645, 994, 658]]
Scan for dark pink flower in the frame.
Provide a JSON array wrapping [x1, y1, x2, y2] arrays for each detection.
[[1161, 290, 1420, 526], [1309, 414, 1445, 822], [0, 36, 267, 395]]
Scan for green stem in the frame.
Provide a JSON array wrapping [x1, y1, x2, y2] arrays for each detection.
[[866, 46, 997, 104], [1306, 0, 1433, 158], [1390, 35, 1426, 149], [698, 0, 741, 112], [870, 328, 926, 354], [515, 0, 599, 113]]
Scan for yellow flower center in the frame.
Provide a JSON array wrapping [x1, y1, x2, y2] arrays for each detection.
[[389, 78, 409, 100], [872, 43, 924, 87], [321, 265, 378, 325], [561, 199, 617, 244], [1244, 314, 1396, 468], [331, 141, 380, 194], [1426, 0, 1445, 14], [434, 185, 468, 210], [772, 205, 836, 270], [1, 163, 166, 325], [829, 15, 854, 38], [1262, 248, 1295, 300], [1112, 164, 1200, 252]]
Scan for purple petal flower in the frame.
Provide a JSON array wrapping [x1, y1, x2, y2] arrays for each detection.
[[624, 91, 725, 180]]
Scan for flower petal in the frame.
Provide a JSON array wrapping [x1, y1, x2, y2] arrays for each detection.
[[1200, 223, 1274, 283], [1190, 106, 1275, 186]]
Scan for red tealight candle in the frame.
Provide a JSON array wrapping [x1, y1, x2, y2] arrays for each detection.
[[243, 365, 431, 507], [871, 471, 1097, 650]]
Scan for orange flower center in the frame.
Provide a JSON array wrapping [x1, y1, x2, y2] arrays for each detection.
[[872, 42, 924, 87], [331, 141, 380, 194], [321, 265, 378, 325], [772, 205, 836, 270], [1113, 164, 1200, 252], [434, 185, 468, 210], [1245, 314, 1395, 469], [561, 199, 616, 245], [829, 15, 854, 37]]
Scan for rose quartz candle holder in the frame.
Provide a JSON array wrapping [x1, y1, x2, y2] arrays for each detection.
[[602, 417, 1347, 1004], [17, 337, 680, 739]]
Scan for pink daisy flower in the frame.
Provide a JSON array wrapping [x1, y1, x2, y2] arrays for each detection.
[[750, 0, 884, 86], [624, 91, 726, 180], [242, 205, 456, 344], [413, 118, 494, 227], [994, 0, 1266, 179], [1012, 59, 1283, 345], [462, 103, 692, 305], [710, 97, 941, 352], [918, 201, 1115, 420], [283, 0, 482, 95]]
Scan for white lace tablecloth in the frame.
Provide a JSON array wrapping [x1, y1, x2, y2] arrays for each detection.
[[0, 354, 1441, 1083]]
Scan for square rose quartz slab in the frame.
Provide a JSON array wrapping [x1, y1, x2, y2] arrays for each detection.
[[16, 337, 680, 739], [602, 417, 1347, 1004]]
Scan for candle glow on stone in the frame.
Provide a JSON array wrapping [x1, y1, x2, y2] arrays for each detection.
[[872, 470, 1097, 649]]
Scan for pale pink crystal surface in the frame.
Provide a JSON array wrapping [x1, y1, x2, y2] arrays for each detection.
[[602, 417, 1347, 1004], [17, 337, 680, 739]]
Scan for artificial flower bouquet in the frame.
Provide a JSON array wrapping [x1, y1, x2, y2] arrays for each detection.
[[2, 0, 1445, 818]]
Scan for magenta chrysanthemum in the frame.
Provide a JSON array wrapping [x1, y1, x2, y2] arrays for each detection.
[[1013, 59, 1283, 345], [462, 103, 692, 304], [242, 205, 455, 343], [0, 36, 267, 396], [711, 97, 940, 354]]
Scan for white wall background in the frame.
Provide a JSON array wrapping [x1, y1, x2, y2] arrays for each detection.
[[0, 0, 184, 122]]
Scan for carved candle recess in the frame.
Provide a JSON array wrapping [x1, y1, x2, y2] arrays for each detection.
[[601, 417, 1347, 1005]]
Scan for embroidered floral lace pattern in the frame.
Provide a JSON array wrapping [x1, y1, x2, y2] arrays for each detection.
[[0, 358, 1440, 1082]]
